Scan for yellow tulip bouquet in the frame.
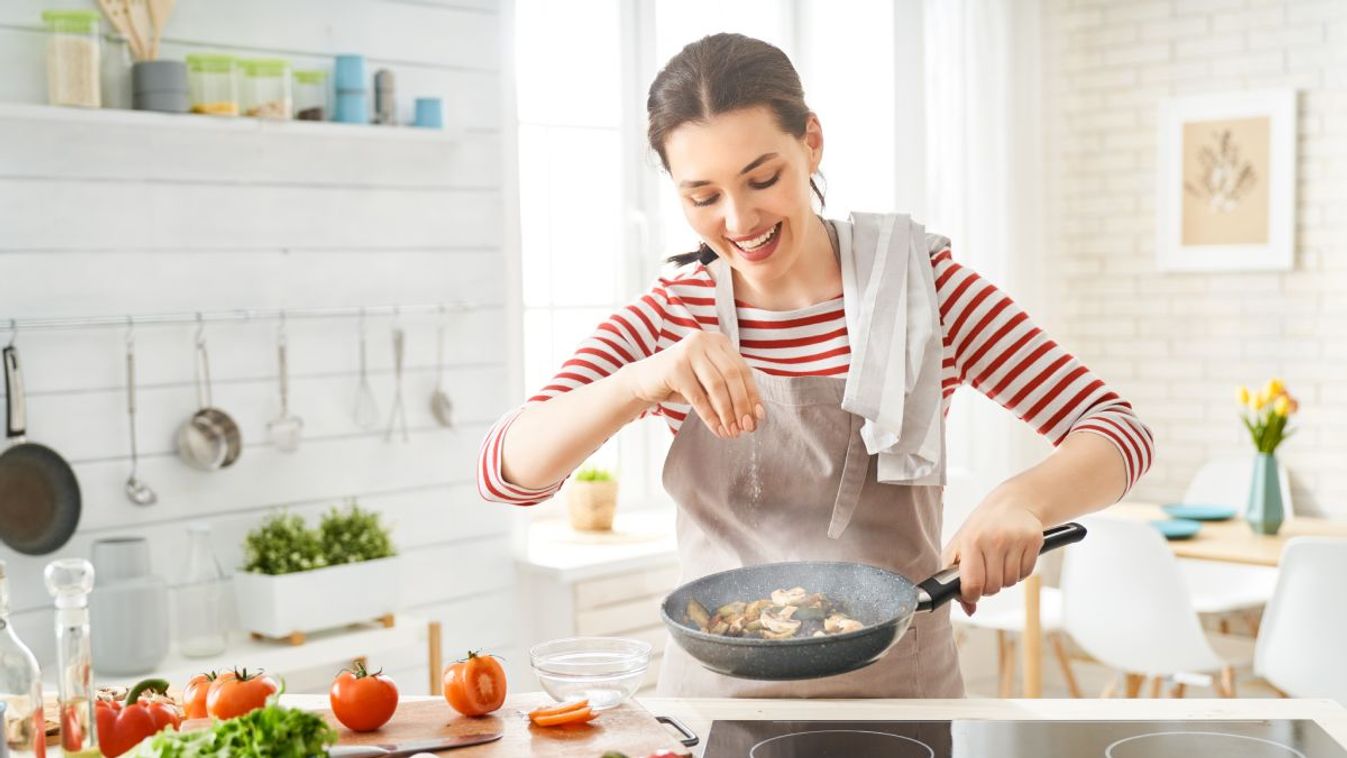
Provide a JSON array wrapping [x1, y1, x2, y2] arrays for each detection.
[[1237, 378, 1298, 454]]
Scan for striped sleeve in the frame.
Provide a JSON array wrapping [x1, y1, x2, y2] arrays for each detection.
[[476, 284, 671, 505], [932, 247, 1155, 496]]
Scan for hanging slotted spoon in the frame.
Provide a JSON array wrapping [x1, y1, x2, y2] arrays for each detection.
[[353, 311, 380, 430], [430, 309, 453, 428], [384, 326, 409, 443]]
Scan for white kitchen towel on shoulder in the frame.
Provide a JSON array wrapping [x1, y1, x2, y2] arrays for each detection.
[[833, 212, 947, 486]]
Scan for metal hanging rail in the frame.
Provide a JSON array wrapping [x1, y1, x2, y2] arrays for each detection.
[[2, 302, 484, 335]]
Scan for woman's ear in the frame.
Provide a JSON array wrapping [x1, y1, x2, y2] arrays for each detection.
[[803, 113, 824, 173]]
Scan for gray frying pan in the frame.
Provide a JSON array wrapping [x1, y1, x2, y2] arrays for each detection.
[[0, 346, 82, 555], [661, 523, 1086, 680]]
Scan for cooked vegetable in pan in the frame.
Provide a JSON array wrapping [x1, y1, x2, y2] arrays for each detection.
[[686, 586, 866, 639]]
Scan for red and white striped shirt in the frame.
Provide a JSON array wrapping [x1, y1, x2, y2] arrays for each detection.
[[479, 247, 1154, 506]]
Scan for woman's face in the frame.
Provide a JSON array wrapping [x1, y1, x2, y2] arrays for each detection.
[[664, 106, 823, 286]]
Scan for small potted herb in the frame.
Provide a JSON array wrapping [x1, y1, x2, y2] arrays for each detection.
[[566, 466, 618, 532], [233, 502, 401, 642]]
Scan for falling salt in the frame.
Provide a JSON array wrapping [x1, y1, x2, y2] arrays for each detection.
[[747, 430, 763, 508]]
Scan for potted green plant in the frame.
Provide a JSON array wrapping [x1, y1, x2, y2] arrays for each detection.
[[566, 466, 619, 532], [232, 502, 400, 643]]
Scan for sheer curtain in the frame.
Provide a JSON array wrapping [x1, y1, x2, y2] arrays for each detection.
[[922, 0, 1049, 527]]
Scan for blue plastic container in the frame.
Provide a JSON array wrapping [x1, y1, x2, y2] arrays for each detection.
[[413, 97, 443, 128]]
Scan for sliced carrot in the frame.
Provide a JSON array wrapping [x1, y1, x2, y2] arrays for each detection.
[[531, 706, 596, 727], [527, 699, 589, 720]]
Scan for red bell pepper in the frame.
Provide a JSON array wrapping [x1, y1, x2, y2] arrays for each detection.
[[95, 678, 182, 757]]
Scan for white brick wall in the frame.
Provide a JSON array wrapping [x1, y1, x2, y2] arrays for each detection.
[[1042, 0, 1347, 515]]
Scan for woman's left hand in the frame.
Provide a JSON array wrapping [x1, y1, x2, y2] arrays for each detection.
[[941, 487, 1045, 616]]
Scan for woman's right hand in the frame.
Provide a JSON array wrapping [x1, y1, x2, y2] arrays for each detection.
[[620, 331, 764, 438]]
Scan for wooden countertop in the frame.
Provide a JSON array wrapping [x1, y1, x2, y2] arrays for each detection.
[[284, 693, 1347, 757]]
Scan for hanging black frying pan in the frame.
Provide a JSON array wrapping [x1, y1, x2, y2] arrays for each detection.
[[661, 522, 1086, 680], [0, 345, 82, 555]]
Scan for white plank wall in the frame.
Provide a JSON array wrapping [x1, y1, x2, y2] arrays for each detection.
[[0, 0, 523, 694]]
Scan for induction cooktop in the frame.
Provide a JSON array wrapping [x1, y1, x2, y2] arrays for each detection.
[[703, 719, 1345, 757]]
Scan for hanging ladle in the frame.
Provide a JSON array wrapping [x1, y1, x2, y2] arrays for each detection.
[[267, 312, 303, 452], [124, 319, 157, 505]]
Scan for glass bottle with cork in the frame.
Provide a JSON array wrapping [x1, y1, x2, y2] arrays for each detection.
[[0, 560, 46, 758], [45, 559, 99, 758]]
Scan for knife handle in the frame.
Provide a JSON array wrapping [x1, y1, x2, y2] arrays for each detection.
[[656, 715, 700, 748]]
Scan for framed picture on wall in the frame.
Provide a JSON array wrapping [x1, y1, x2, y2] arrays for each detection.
[[1156, 89, 1297, 272]]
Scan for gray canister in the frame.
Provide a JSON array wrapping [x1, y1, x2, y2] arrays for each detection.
[[89, 536, 170, 675], [132, 60, 189, 113]]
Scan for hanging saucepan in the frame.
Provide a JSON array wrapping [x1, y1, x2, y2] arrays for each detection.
[[0, 344, 82, 555], [661, 523, 1087, 680], [176, 327, 242, 470]]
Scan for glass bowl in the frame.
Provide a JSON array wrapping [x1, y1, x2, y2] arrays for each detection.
[[529, 636, 652, 710]]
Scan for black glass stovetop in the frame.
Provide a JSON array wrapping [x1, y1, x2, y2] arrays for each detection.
[[704, 719, 1345, 757]]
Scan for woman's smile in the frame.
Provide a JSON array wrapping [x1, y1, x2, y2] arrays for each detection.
[[728, 220, 783, 263]]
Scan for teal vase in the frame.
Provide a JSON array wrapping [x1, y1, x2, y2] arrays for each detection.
[[1246, 452, 1285, 535]]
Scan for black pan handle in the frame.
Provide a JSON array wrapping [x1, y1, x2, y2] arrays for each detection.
[[655, 715, 699, 748], [4, 346, 25, 440], [916, 522, 1088, 612]]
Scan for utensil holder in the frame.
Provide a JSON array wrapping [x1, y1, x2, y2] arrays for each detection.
[[132, 60, 188, 113]]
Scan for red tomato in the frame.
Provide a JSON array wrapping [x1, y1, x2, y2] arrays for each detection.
[[182, 671, 227, 720], [329, 662, 399, 732], [205, 668, 278, 720], [442, 651, 507, 717]]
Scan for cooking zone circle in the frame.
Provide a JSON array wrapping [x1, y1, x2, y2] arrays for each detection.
[[749, 729, 935, 758], [1105, 731, 1308, 758]]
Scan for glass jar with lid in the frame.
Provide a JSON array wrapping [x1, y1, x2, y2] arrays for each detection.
[[43, 9, 102, 108], [186, 53, 238, 116], [293, 69, 329, 121], [240, 58, 292, 119]]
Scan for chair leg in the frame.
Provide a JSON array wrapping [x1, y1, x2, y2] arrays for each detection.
[[1170, 682, 1187, 698], [428, 620, 443, 696], [1218, 617, 1231, 634], [997, 631, 1016, 698], [1244, 609, 1263, 637], [1149, 676, 1163, 698], [1100, 673, 1119, 698], [1124, 673, 1145, 698], [1048, 633, 1082, 699], [1215, 665, 1237, 698]]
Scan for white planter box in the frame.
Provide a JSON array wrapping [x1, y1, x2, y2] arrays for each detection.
[[233, 557, 402, 639]]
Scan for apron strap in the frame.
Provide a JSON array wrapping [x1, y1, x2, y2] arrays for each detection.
[[711, 258, 740, 350], [827, 410, 870, 539]]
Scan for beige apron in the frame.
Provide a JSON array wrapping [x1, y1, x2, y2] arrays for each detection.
[[655, 236, 964, 699]]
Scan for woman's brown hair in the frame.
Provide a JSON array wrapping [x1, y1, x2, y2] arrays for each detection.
[[646, 33, 825, 267]]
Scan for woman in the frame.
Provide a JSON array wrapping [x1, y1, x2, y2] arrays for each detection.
[[479, 33, 1152, 698]]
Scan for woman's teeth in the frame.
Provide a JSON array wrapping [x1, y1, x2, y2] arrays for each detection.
[[733, 222, 780, 251]]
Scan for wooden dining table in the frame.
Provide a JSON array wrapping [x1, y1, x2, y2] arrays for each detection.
[[1017, 500, 1347, 697]]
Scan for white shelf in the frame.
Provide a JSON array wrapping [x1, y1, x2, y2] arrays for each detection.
[[516, 510, 679, 583], [0, 102, 462, 142], [92, 614, 425, 691]]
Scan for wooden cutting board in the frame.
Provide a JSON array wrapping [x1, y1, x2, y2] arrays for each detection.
[[321, 693, 694, 757]]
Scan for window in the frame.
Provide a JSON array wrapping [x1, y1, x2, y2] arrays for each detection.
[[512, 1, 1015, 514]]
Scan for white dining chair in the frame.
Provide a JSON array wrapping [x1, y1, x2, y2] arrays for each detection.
[[953, 583, 1081, 697], [1254, 537, 1347, 703], [1175, 456, 1293, 631], [1060, 516, 1253, 697]]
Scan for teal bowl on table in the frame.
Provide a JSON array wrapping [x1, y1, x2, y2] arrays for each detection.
[[1160, 503, 1238, 521], [1151, 518, 1203, 540]]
